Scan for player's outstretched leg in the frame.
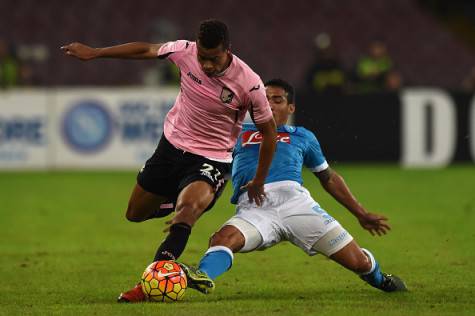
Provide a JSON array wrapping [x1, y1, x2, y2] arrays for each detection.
[[359, 248, 407, 292], [178, 262, 216, 294], [184, 224, 246, 294], [327, 240, 407, 292], [180, 245, 234, 294]]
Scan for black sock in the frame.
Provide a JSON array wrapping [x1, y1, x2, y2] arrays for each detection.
[[153, 223, 192, 261]]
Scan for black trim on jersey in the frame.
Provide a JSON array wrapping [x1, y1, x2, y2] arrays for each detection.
[[249, 85, 260, 92], [158, 52, 174, 59], [249, 103, 256, 124]]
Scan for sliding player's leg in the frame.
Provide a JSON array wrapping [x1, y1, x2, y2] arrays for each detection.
[[182, 217, 264, 294], [313, 229, 407, 292]]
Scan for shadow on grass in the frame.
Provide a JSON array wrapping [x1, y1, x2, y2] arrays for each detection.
[[209, 287, 411, 303], [25, 287, 411, 306]]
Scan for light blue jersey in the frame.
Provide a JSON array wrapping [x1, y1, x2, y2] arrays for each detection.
[[231, 123, 328, 204]]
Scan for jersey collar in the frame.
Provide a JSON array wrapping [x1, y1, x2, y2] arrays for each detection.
[[214, 54, 234, 77], [277, 125, 296, 133]]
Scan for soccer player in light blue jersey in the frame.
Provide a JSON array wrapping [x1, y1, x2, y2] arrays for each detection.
[[180, 78, 406, 293]]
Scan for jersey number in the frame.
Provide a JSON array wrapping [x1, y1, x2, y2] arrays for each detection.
[[200, 163, 222, 181]]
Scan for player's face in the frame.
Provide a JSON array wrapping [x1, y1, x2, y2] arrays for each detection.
[[196, 42, 231, 77], [266, 86, 295, 126]]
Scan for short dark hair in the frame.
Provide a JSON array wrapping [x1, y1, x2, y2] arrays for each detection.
[[264, 78, 295, 104], [197, 19, 230, 50]]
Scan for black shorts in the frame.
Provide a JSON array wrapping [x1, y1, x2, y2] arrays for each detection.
[[137, 135, 231, 212]]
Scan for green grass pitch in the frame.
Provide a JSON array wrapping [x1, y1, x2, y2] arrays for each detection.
[[0, 165, 474, 315]]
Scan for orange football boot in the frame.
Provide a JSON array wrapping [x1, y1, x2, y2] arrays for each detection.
[[117, 283, 146, 303]]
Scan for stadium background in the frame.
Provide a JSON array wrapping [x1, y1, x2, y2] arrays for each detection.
[[1, 0, 475, 169], [0, 1, 474, 315]]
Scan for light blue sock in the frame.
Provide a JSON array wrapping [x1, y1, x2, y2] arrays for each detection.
[[198, 246, 234, 280], [360, 248, 384, 288]]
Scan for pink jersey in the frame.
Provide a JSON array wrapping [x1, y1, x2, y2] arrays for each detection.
[[157, 40, 273, 161]]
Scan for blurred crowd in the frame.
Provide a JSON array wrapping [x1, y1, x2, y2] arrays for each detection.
[[0, 40, 23, 88], [3, 0, 475, 91], [0, 39, 42, 88], [303, 33, 403, 95], [1, 29, 475, 94]]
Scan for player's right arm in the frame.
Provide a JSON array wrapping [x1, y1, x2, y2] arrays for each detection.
[[240, 118, 277, 206], [60, 42, 162, 60], [240, 80, 277, 206]]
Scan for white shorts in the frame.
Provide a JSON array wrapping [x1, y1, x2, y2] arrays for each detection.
[[225, 181, 353, 256]]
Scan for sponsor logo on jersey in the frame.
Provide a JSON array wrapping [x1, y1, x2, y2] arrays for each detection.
[[187, 71, 202, 84], [241, 130, 290, 147]]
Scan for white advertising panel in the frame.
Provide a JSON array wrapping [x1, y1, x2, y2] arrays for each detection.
[[53, 88, 178, 168], [0, 90, 51, 169]]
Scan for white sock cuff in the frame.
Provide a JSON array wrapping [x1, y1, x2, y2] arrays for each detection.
[[205, 245, 234, 261], [361, 248, 376, 275]]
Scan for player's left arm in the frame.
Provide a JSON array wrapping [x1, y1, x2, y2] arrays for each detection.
[[314, 168, 391, 236]]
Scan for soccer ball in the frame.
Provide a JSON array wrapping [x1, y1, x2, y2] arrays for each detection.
[[141, 260, 187, 302]]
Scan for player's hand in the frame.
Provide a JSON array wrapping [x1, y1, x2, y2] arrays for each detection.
[[60, 42, 98, 61], [241, 179, 266, 206], [358, 212, 391, 236]]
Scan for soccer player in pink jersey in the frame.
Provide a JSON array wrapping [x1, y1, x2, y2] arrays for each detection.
[[61, 19, 277, 302]]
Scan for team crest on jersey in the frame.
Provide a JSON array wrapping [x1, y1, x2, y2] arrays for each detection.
[[220, 87, 234, 104], [241, 131, 290, 147]]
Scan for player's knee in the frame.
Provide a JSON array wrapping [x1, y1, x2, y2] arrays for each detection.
[[209, 230, 227, 246], [125, 204, 145, 222], [125, 211, 142, 222], [209, 228, 245, 251]]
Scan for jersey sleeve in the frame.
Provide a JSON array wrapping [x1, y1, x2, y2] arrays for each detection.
[[303, 129, 329, 172], [247, 80, 273, 124], [157, 40, 190, 65]]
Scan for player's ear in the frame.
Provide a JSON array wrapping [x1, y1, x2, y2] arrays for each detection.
[[288, 103, 296, 115]]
